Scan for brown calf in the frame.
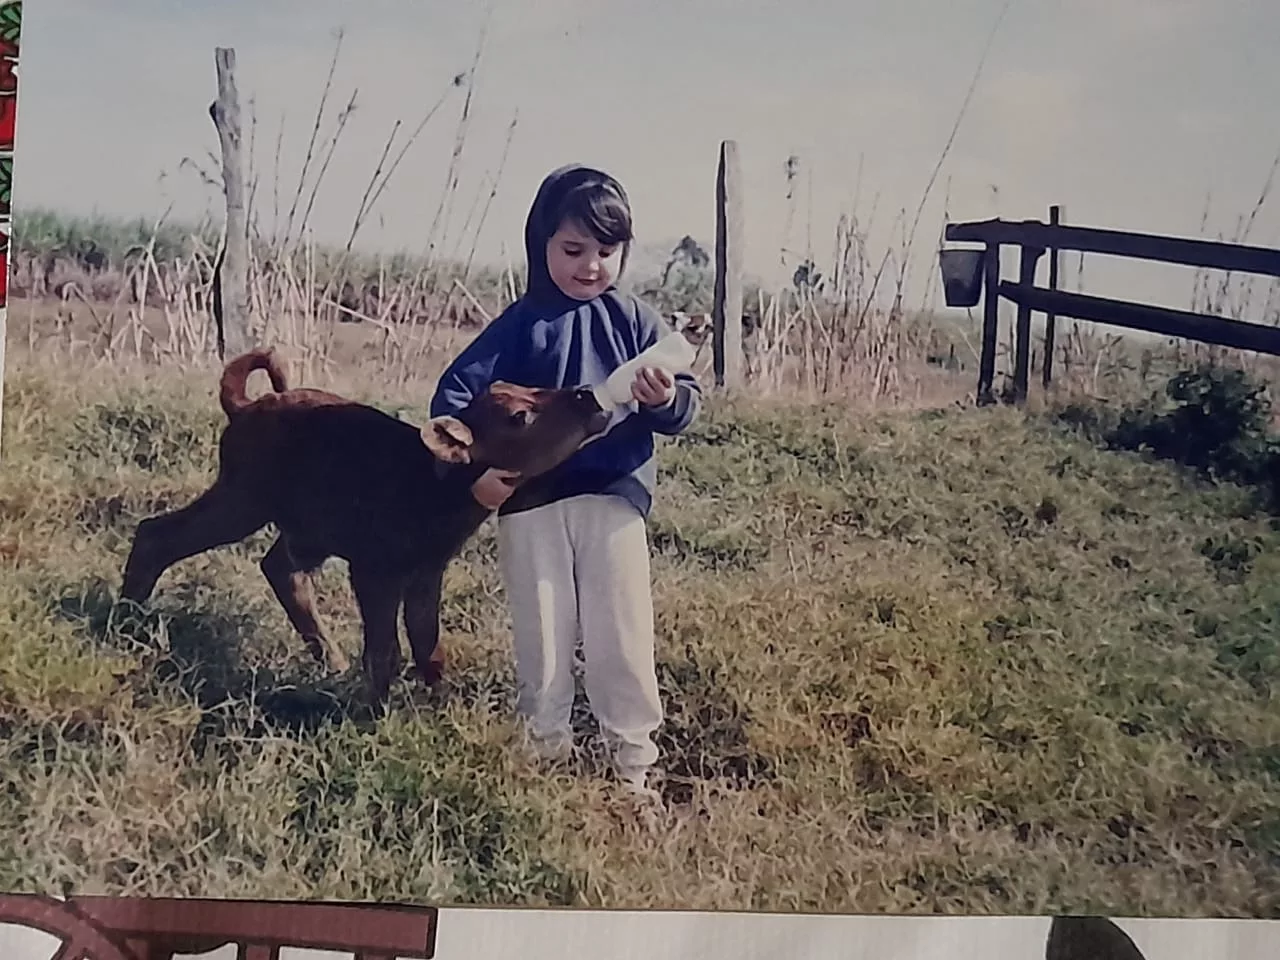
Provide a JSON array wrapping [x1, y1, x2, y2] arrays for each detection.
[[120, 349, 610, 704]]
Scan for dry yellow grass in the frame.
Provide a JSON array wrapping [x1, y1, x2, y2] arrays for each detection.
[[1, 323, 1278, 918]]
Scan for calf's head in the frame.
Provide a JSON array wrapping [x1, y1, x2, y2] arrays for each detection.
[[421, 381, 609, 478]]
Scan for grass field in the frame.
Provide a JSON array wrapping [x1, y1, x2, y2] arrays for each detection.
[[2, 330, 1278, 918]]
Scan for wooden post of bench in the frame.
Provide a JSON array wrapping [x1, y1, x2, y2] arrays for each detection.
[[1042, 204, 1063, 390], [1011, 242, 1045, 403], [40, 895, 440, 959], [976, 242, 1001, 405], [210, 46, 251, 360], [0, 0, 20, 461], [713, 139, 744, 390]]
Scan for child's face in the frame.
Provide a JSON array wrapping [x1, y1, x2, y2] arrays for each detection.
[[546, 219, 622, 301]]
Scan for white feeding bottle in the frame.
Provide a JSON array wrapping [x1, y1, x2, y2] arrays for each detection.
[[591, 331, 697, 411]]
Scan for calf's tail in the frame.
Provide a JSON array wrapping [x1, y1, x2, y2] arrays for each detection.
[[219, 348, 289, 419]]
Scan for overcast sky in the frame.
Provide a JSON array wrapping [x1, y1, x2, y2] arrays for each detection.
[[4, 910, 1280, 960], [11, 0, 1280, 311]]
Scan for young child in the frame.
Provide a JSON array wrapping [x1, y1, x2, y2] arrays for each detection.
[[429, 163, 702, 798]]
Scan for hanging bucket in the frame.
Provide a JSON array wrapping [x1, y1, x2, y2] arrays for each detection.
[[939, 247, 986, 308]]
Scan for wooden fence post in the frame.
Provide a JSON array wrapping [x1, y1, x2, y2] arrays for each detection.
[[713, 139, 744, 390], [1042, 204, 1063, 390], [1011, 243, 1045, 403], [209, 46, 251, 360], [976, 243, 1000, 405]]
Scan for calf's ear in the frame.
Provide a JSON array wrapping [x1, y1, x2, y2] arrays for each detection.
[[421, 415, 475, 464]]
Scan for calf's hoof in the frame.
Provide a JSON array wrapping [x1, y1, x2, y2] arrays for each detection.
[[303, 635, 351, 674], [415, 662, 444, 686], [361, 684, 392, 717]]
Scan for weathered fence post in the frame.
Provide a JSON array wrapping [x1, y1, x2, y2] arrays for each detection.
[[1011, 243, 1045, 403], [976, 243, 1001, 405], [1042, 204, 1063, 390], [209, 47, 251, 360], [712, 139, 744, 390]]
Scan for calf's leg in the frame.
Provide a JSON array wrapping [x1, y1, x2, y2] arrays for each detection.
[[349, 565, 405, 705], [403, 564, 446, 685], [121, 481, 267, 603], [260, 536, 349, 673]]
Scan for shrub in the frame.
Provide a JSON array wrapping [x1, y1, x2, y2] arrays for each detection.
[[1059, 363, 1280, 508]]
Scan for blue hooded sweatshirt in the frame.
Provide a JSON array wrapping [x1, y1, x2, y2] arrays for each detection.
[[429, 163, 702, 519]]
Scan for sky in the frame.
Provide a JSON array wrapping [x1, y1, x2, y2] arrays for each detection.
[[4, 910, 1280, 960], [11, 0, 1280, 314]]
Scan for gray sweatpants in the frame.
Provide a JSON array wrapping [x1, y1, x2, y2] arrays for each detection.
[[497, 493, 663, 782]]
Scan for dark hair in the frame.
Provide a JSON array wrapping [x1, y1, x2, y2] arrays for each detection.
[[524, 166, 636, 299], [545, 176, 633, 248]]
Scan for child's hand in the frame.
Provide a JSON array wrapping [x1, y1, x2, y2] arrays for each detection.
[[631, 366, 675, 407], [471, 468, 521, 510]]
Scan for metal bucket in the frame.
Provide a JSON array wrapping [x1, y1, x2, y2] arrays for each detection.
[[939, 247, 986, 308]]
